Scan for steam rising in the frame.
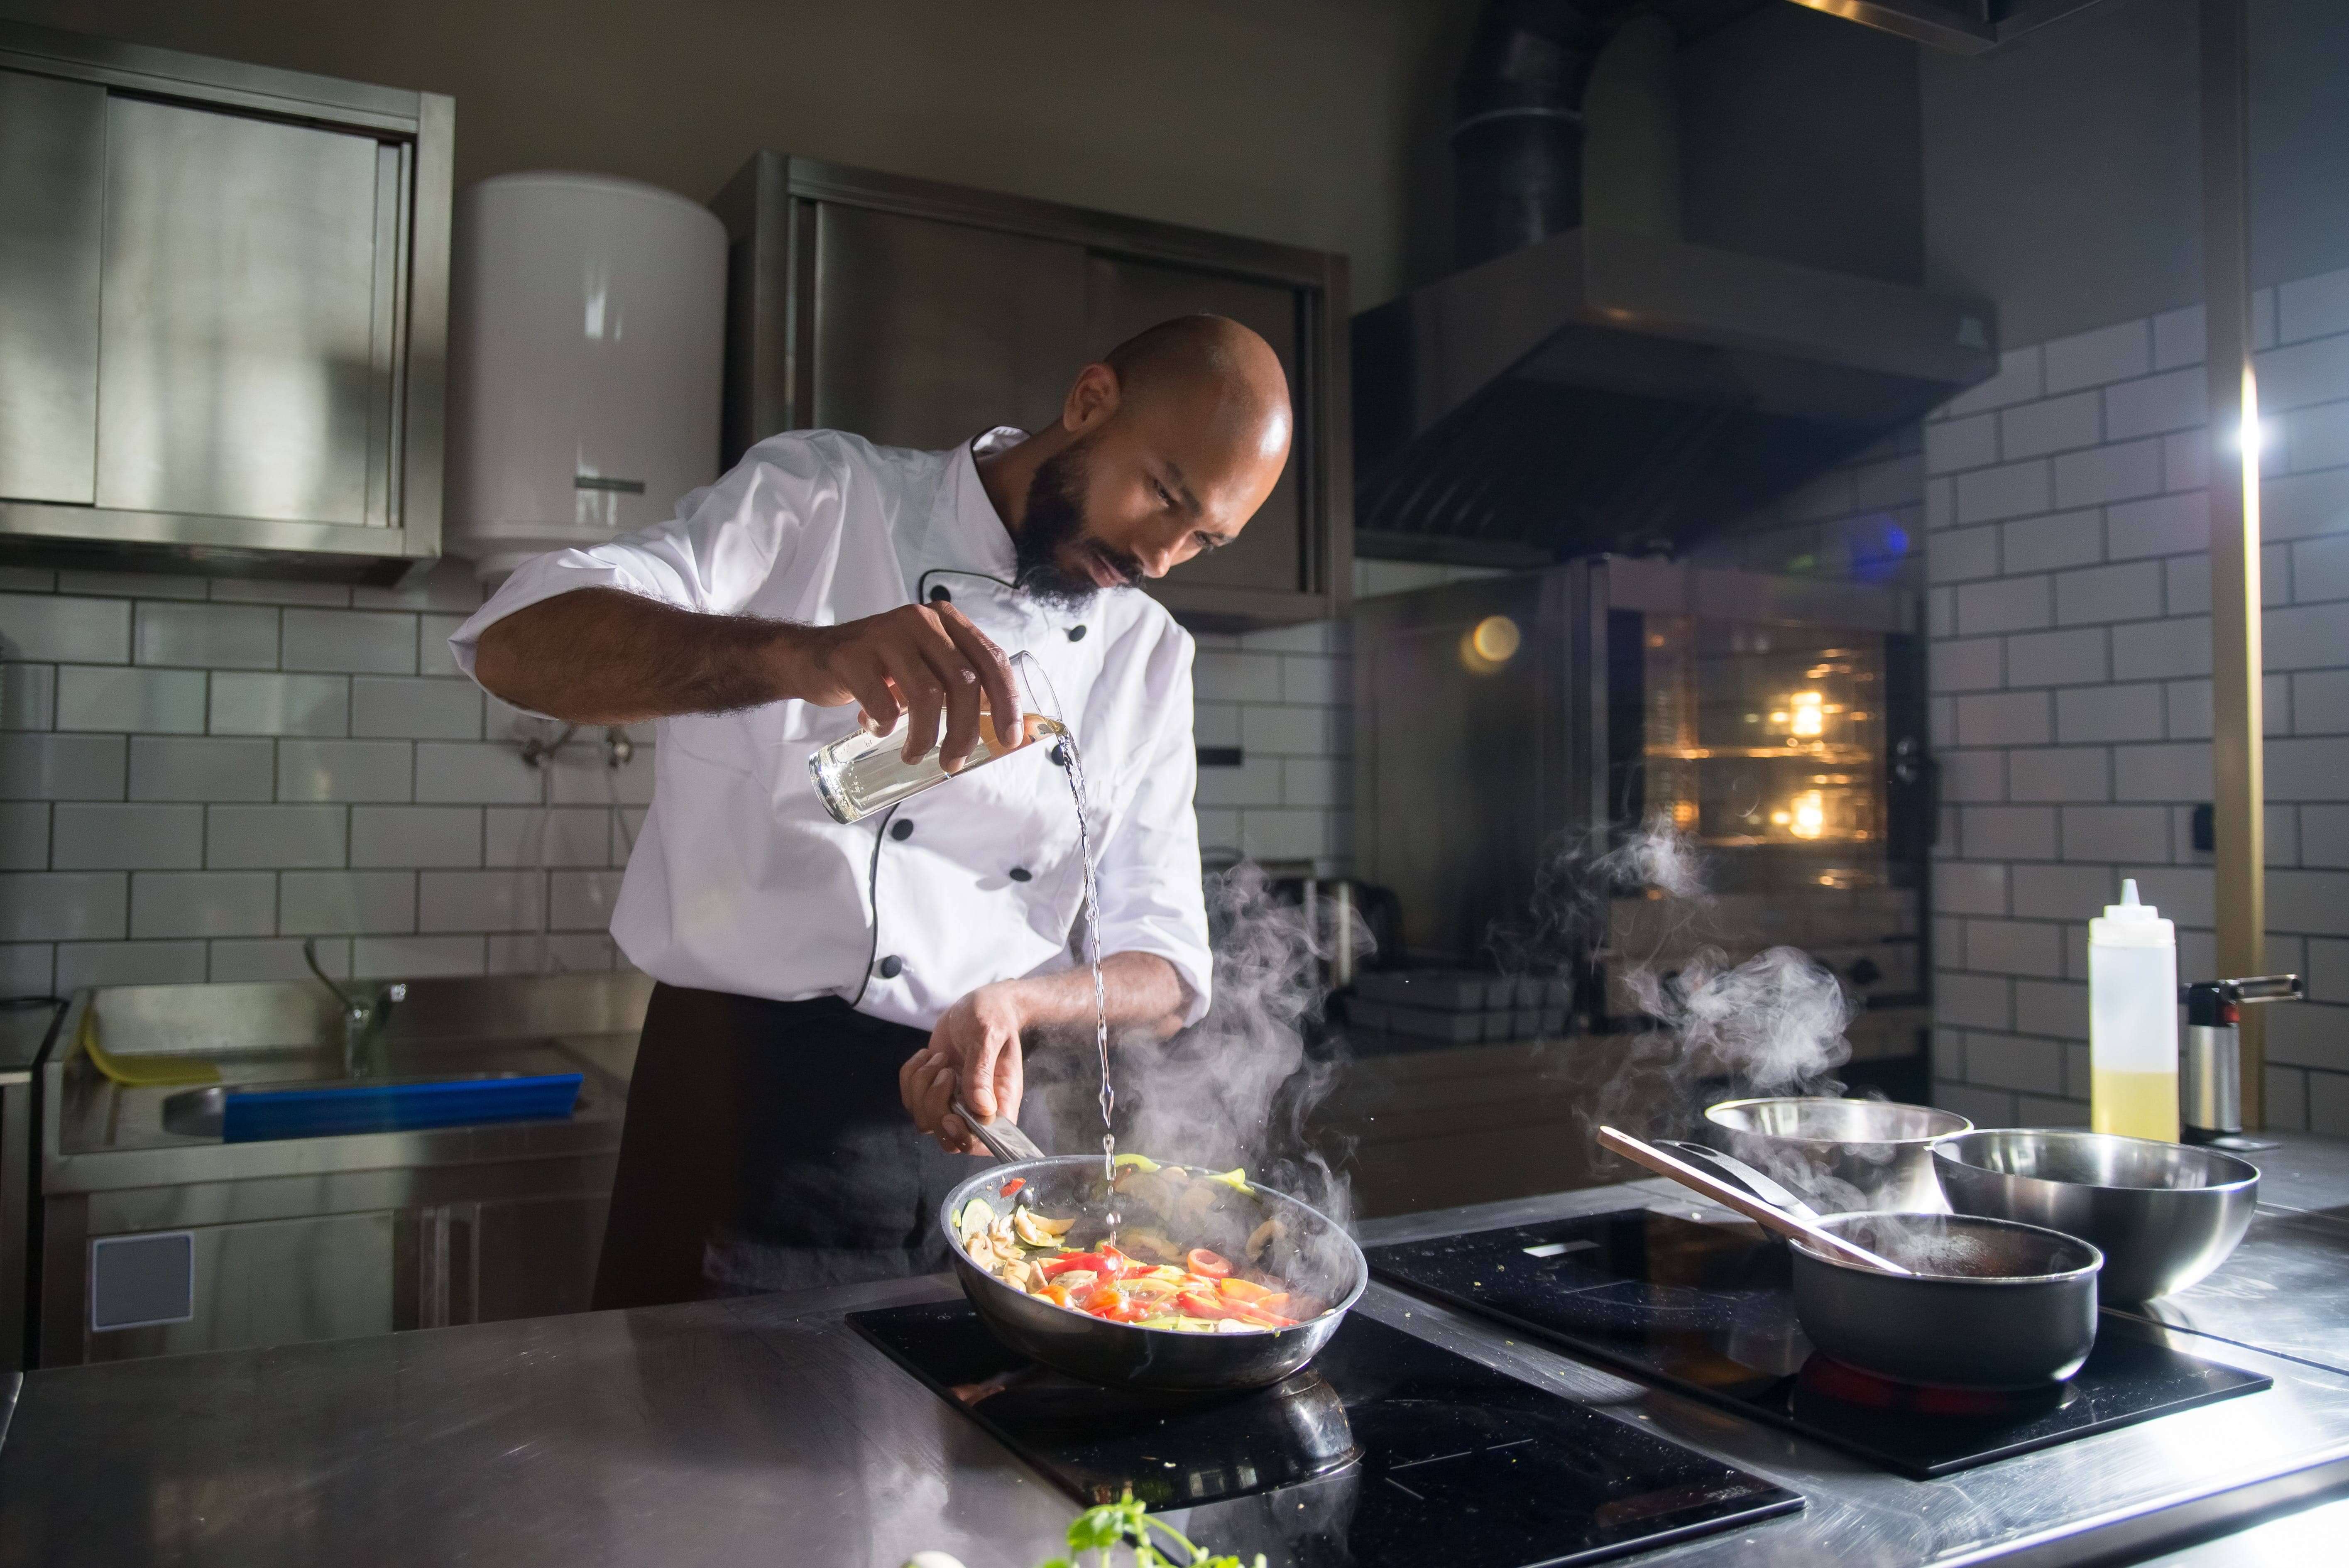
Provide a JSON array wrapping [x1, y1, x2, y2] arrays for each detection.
[[1495, 817, 1856, 1133], [1623, 947, 1855, 1095], [1034, 864, 1359, 1226]]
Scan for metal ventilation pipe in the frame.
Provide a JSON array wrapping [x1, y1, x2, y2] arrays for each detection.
[[1450, 0, 1622, 267]]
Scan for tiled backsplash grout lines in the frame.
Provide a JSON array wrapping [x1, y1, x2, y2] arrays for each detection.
[[0, 562, 635, 991], [0, 554, 1364, 993], [1189, 614, 1353, 870], [1915, 267, 2349, 1135]]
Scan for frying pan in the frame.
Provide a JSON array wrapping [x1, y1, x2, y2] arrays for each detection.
[[937, 1152, 1367, 1392]]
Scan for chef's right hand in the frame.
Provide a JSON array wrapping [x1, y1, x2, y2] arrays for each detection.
[[778, 600, 1023, 773], [901, 982, 1027, 1155]]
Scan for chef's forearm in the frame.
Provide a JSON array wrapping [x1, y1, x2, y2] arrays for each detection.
[[1006, 952, 1189, 1038], [472, 588, 795, 724]]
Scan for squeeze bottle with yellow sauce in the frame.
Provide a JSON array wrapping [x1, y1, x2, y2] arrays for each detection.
[[2089, 879, 2180, 1142]]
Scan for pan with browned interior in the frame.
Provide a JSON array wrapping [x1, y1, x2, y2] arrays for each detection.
[[1616, 1127, 2105, 1389], [939, 1154, 1366, 1392]]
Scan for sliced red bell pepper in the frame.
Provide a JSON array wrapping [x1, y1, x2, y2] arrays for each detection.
[[1083, 1284, 1150, 1323], [1177, 1289, 1235, 1320], [999, 1178, 1025, 1198], [1040, 1252, 1107, 1279], [1231, 1301, 1298, 1329]]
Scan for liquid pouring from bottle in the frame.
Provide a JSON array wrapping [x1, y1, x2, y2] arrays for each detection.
[[805, 652, 1120, 1218]]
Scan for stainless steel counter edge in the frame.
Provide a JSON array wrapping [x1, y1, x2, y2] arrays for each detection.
[[9, 1164, 2349, 1567]]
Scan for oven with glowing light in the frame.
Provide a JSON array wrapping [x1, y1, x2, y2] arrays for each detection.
[[1353, 557, 1933, 1096]]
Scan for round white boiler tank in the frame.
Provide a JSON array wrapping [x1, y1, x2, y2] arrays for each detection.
[[446, 172, 726, 581]]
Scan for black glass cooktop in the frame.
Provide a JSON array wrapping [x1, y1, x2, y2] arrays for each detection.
[[852, 1300, 1801, 1568], [1366, 1209, 2273, 1480]]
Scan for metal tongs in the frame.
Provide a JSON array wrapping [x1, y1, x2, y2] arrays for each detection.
[[951, 1093, 1046, 1162]]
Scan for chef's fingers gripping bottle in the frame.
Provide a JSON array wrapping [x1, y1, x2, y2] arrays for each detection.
[[2089, 879, 2180, 1142]]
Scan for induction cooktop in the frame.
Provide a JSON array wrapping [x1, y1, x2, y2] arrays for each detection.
[[852, 1299, 1802, 1568], [1366, 1208, 2273, 1480]]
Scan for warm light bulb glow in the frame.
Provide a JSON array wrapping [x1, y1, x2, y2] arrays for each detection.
[[1789, 790, 1826, 839], [1472, 616, 1522, 663], [1788, 690, 1825, 738], [1458, 615, 1522, 675]]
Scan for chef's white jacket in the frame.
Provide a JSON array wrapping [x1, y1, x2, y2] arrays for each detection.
[[450, 427, 1211, 1031]]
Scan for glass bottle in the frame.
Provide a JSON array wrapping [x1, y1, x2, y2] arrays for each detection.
[[809, 704, 1064, 824]]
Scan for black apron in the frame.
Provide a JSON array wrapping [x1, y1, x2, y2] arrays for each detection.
[[591, 984, 971, 1309]]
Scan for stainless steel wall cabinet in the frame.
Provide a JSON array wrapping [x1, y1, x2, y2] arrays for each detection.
[[712, 154, 1352, 630], [0, 22, 452, 584]]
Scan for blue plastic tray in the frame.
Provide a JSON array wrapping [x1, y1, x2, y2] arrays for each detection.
[[208, 1072, 583, 1142]]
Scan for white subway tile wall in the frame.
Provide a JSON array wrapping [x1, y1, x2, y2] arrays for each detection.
[[1922, 269, 2349, 1133], [0, 551, 1374, 988], [0, 562, 644, 987], [1192, 613, 1356, 873]]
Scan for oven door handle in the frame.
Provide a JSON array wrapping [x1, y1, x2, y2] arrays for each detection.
[[1891, 737, 1939, 849]]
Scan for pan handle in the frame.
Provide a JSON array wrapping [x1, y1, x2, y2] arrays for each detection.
[[950, 1094, 1047, 1163], [1599, 1125, 1912, 1275], [1653, 1140, 1823, 1221]]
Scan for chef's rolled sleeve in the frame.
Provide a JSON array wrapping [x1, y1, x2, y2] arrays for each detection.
[[446, 438, 824, 687], [1087, 630, 1213, 1026]]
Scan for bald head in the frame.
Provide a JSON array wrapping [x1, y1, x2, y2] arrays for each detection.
[[983, 315, 1294, 605], [1105, 313, 1290, 429]]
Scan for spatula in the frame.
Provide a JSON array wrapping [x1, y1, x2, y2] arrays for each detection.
[[1599, 1124, 1913, 1276]]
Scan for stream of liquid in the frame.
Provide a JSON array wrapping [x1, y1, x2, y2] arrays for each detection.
[[1050, 730, 1117, 1232]]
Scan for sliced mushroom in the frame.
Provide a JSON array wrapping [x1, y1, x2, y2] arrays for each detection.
[[1117, 1228, 1182, 1264], [1011, 1209, 1063, 1250], [1243, 1218, 1280, 1262]]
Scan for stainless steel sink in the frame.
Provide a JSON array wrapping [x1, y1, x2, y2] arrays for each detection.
[[37, 972, 649, 1368]]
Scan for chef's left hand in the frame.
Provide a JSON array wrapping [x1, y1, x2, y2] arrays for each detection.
[[902, 982, 1027, 1155]]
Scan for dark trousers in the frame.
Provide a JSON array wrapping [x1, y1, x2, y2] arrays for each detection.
[[591, 985, 969, 1309]]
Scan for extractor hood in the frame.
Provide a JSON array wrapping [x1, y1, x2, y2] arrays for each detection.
[[1351, 225, 1997, 562], [1351, 0, 2004, 565]]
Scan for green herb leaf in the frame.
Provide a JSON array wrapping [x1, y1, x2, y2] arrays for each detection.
[[1064, 1503, 1127, 1553]]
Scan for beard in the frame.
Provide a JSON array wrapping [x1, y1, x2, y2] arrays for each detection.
[[1014, 439, 1145, 609]]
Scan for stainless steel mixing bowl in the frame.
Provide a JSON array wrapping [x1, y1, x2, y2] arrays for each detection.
[[1930, 1129, 2260, 1304], [1703, 1097, 1972, 1213]]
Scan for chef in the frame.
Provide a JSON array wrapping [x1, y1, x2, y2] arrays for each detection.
[[451, 314, 1292, 1306]]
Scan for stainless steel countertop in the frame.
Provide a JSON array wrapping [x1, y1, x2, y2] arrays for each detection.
[[6, 1140, 2349, 1567]]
